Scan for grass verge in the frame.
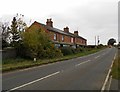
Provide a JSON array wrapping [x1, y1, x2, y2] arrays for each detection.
[[2, 48, 105, 73], [111, 49, 120, 80]]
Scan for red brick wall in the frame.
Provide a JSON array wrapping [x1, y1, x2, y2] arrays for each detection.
[[47, 31, 75, 44], [27, 22, 87, 46], [74, 37, 86, 45]]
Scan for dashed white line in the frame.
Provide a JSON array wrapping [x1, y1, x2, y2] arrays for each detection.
[[95, 55, 100, 59], [7, 71, 60, 92], [75, 60, 91, 67]]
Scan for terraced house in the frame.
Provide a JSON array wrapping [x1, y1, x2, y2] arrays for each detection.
[[27, 19, 87, 48]]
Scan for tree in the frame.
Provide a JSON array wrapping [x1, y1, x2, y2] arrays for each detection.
[[1, 22, 10, 48], [10, 14, 27, 47], [16, 14, 27, 32], [22, 29, 63, 60], [1, 14, 27, 49], [107, 38, 116, 46], [10, 17, 20, 47]]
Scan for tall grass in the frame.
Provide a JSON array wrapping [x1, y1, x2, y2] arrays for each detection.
[[111, 49, 120, 79]]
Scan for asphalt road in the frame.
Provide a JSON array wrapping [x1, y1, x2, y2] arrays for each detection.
[[2, 47, 117, 91]]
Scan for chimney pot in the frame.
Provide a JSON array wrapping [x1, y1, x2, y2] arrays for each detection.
[[64, 26, 69, 33], [46, 18, 53, 27], [74, 31, 78, 36]]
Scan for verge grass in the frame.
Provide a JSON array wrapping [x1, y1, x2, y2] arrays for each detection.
[[111, 49, 120, 80], [2, 48, 105, 73]]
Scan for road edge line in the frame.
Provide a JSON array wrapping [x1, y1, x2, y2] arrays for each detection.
[[107, 75, 112, 91], [100, 53, 116, 92]]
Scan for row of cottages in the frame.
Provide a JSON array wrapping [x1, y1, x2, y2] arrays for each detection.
[[27, 19, 87, 48]]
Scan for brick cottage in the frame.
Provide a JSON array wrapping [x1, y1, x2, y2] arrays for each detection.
[[27, 19, 87, 48]]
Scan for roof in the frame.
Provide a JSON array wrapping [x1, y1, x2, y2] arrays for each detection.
[[32, 21, 87, 40]]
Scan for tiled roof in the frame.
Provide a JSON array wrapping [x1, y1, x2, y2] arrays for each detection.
[[34, 21, 86, 40]]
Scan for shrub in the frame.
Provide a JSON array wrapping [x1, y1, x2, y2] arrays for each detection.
[[38, 47, 63, 59], [75, 47, 85, 53], [60, 47, 75, 56], [21, 29, 63, 59]]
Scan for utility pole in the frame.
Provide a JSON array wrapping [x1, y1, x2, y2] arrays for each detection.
[[95, 36, 96, 46], [97, 36, 100, 45]]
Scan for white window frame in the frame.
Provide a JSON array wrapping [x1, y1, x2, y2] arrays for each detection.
[[62, 35, 64, 41], [54, 33, 57, 40], [71, 37, 73, 43]]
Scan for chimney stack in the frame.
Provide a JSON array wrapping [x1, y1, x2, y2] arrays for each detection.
[[64, 26, 69, 33], [74, 31, 78, 36], [46, 18, 53, 27]]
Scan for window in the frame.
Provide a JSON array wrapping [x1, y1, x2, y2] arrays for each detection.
[[54, 33, 57, 40], [71, 37, 73, 43], [62, 35, 64, 41]]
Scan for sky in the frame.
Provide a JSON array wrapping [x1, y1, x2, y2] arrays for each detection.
[[0, 0, 118, 45]]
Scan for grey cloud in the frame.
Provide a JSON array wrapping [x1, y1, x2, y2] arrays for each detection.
[[47, 1, 118, 45]]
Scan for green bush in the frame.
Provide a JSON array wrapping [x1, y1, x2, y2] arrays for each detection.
[[21, 29, 63, 59], [60, 46, 90, 56], [60, 47, 75, 56], [54, 48, 63, 58], [38, 47, 63, 59], [75, 47, 85, 53]]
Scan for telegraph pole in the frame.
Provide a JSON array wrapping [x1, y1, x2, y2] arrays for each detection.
[[95, 36, 96, 46], [97, 36, 100, 46]]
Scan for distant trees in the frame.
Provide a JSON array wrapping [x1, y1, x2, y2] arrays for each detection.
[[107, 38, 116, 46]]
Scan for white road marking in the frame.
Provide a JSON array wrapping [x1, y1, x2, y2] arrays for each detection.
[[107, 75, 112, 91], [101, 53, 116, 92], [95, 55, 100, 59], [101, 67, 111, 92], [7, 71, 60, 91], [114, 53, 117, 60], [75, 60, 91, 67], [3, 49, 107, 75]]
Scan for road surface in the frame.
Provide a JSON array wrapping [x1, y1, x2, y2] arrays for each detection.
[[2, 47, 117, 91]]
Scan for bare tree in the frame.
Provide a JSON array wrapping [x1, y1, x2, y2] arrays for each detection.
[[1, 22, 10, 48]]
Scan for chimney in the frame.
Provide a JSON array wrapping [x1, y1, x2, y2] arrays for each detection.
[[46, 18, 53, 27], [64, 26, 69, 33], [74, 31, 78, 36]]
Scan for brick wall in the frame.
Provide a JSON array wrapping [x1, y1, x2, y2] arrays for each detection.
[[27, 21, 87, 46], [74, 37, 86, 45], [48, 30, 86, 45]]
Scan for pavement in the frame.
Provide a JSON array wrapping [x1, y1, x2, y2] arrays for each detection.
[[2, 47, 117, 91]]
